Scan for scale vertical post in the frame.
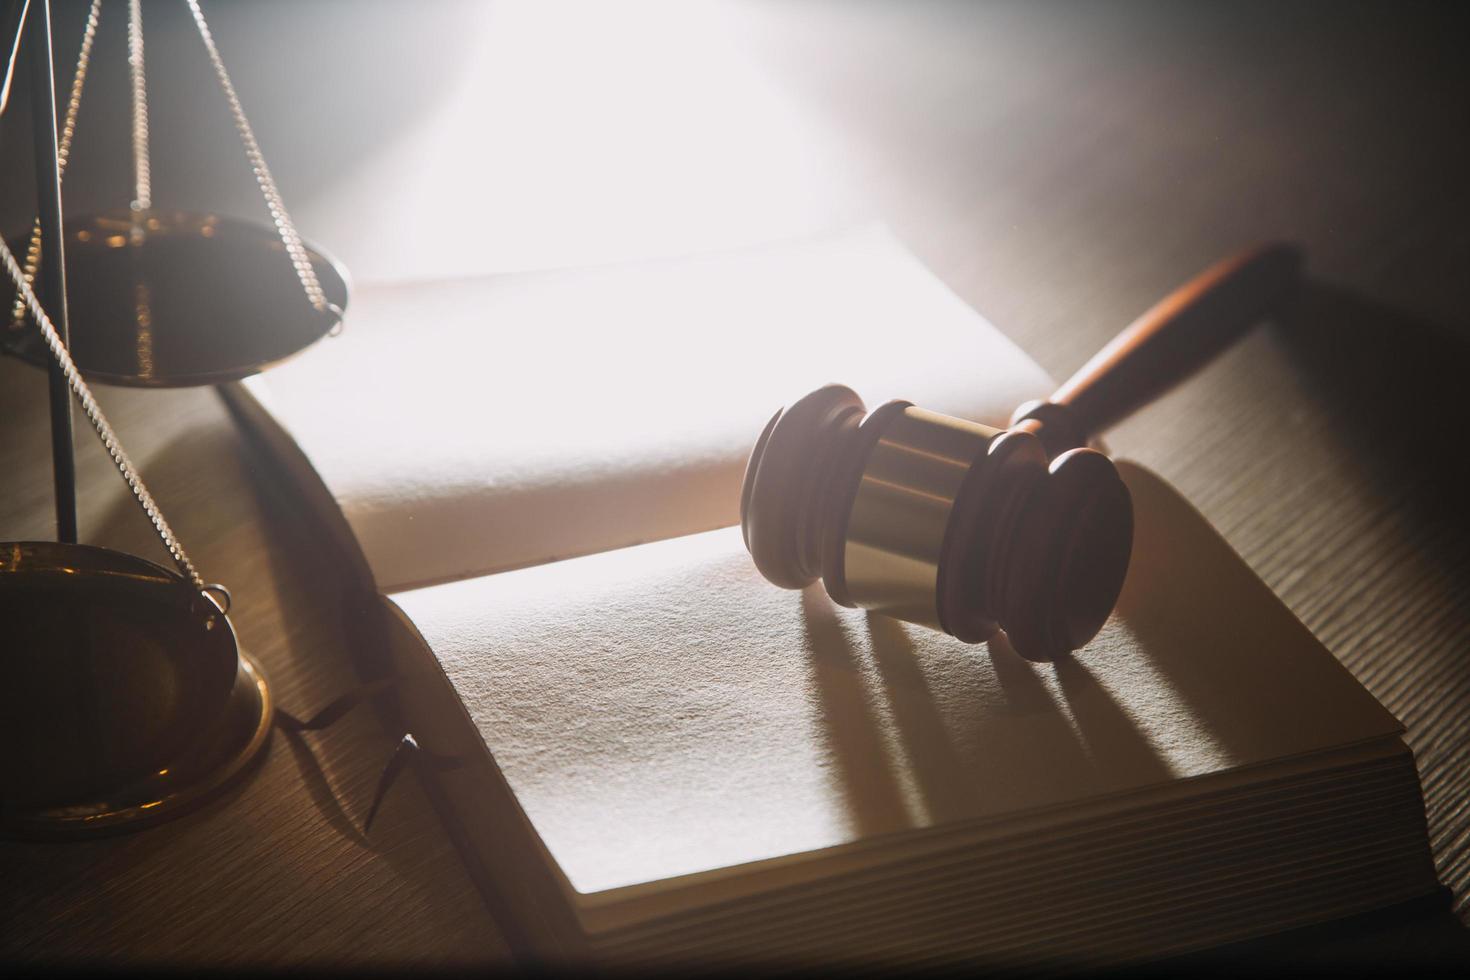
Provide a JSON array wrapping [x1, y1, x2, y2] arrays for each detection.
[[28, 0, 77, 543]]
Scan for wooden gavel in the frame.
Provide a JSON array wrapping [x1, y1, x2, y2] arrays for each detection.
[[740, 242, 1302, 661]]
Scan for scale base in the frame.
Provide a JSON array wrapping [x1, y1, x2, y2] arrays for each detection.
[[1, 541, 277, 839], [1, 651, 273, 839]]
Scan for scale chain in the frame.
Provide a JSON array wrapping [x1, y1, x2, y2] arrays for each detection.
[[185, 0, 340, 324], [128, 0, 151, 212], [8, 0, 101, 329], [11, 0, 338, 333], [0, 235, 207, 598]]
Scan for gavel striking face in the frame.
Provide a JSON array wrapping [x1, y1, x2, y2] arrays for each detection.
[[741, 386, 1131, 661], [739, 242, 1303, 661]]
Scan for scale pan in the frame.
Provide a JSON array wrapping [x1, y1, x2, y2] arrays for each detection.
[[0, 209, 349, 387], [0, 542, 271, 837]]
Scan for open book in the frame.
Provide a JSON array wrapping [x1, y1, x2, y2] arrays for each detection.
[[225, 230, 1438, 968]]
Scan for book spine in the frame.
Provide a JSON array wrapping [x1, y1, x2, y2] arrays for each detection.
[[362, 595, 592, 965]]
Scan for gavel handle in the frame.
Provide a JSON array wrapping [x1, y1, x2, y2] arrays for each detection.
[[1011, 241, 1303, 456]]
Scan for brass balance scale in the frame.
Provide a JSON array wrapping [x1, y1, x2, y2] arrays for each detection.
[[0, 0, 348, 836]]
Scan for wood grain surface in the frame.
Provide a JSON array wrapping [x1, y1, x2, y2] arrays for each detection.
[[1, 0, 1466, 970]]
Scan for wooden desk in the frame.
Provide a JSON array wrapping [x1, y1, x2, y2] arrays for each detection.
[[2, 0, 1466, 969]]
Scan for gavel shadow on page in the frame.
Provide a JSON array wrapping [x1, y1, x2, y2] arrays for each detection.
[[740, 243, 1302, 662]]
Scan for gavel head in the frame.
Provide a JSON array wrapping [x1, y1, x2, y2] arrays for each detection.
[[740, 385, 1133, 661]]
